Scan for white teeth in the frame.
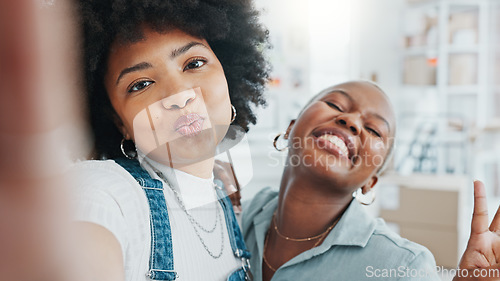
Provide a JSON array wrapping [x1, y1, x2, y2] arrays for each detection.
[[319, 134, 349, 157]]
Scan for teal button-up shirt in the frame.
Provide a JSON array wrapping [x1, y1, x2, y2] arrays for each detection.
[[242, 188, 440, 281]]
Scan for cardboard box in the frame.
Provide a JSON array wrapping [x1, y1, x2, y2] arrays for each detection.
[[380, 188, 458, 228], [378, 174, 467, 268]]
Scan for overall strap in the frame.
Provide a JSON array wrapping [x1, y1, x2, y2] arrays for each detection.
[[214, 180, 253, 280], [214, 179, 251, 260], [114, 158, 177, 281]]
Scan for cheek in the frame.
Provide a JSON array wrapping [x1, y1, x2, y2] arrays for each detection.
[[121, 104, 148, 136], [209, 69, 229, 99], [107, 95, 134, 137], [203, 70, 231, 123], [359, 138, 387, 169], [106, 84, 146, 135], [131, 109, 159, 155], [111, 95, 161, 150]]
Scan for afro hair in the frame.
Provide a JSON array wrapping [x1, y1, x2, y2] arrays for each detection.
[[79, 0, 271, 159]]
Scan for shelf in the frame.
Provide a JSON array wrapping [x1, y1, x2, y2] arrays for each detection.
[[473, 149, 500, 162], [447, 85, 479, 95], [400, 85, 480, 95], [404, 47, 438, 56], [448, 45, 479, 53], [404, 45, 479, 56], [401, 85, 439, 92], [482, 118, 500, 132], [408, 0, 485, 11]]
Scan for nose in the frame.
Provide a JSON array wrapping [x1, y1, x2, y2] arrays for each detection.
[[161, 88, 196, 110], [335, 114, 361, 135]]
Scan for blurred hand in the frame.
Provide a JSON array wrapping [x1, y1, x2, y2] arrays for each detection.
[[213, 160, 242, 214], [453, 181, 500, 281], [0, 1, 83, 280]]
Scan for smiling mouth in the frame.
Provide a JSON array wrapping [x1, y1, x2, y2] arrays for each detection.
[[174, 113, 205, 137], [312, 128, 356, 160], [317, 134, 349, 157]]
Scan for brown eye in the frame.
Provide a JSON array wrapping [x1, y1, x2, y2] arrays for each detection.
[[183, 58, 207, 71], [128, 80, 153, 93]]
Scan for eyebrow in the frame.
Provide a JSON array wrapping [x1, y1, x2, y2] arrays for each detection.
[[170, 41, 207, 59], [116, 62, 153, 85], [115, 41, 208, 85], [329, 90, 391, 133]]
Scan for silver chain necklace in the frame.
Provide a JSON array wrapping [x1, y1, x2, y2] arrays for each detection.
[[148, 164, 225, 259]]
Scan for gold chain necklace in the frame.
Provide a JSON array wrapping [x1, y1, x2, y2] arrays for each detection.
[[263, 229, 278, 272], [273, 212, 340, 242], [263, 214, 341, 272]]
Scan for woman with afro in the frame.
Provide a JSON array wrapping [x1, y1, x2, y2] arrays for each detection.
[[72, 0, 270, 280]]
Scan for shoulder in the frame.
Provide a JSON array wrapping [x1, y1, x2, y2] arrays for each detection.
[[336, 218, 439, 279], [69, 159, 137, 189], [369, 219, 437, 268], [70, 159, 134, 178], [68, 159, 144, 204], [243, 187, 277, 217], [242, 187, 278, 231]]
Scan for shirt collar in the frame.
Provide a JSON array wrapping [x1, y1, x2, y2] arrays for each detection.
[[321, 199, 376, 248], [251, 193, 377, 269], [251, 193, 279, 260], [254, 195, 376, 247]]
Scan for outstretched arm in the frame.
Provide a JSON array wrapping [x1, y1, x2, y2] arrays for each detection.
[[0, 1, 88, 280], [454, 181, 500, 280]]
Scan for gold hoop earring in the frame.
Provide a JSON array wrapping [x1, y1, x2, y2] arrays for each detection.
[[273, 133, 288, 151], [352, 188, 375, 206], [120, 138, 137, 159], [230, 104, 237, 123]]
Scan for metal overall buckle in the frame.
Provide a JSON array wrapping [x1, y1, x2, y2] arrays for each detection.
[[242, 258, 253, 281]]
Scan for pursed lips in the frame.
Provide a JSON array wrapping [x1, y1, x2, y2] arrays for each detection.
[[174, 113, 205, 137]]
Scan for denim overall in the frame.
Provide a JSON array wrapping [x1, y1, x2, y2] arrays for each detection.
[[115, 158, 252, 281]]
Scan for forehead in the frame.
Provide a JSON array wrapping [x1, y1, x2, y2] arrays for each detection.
[[109, 28, 203, 59], [105, 28, 208, 83], [317, 82, 396, 128]]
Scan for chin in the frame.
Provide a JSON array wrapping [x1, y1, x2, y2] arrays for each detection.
[[171, 136, 217, 161], [171, 147, 216, 165], [146, 148, 215, 169], [143, 137, 216, 166]]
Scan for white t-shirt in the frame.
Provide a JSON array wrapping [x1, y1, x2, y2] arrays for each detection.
[[71, 159, 241, 281]]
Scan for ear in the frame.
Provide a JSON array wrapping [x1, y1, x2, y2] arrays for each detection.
[[361, 176, 378, 194], [284, 119, 296, 139]]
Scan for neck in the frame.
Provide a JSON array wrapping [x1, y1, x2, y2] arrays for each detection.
[[170, 157, 215, 179], [274, 165, 353, 239], [140, 149, 215, 179]]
